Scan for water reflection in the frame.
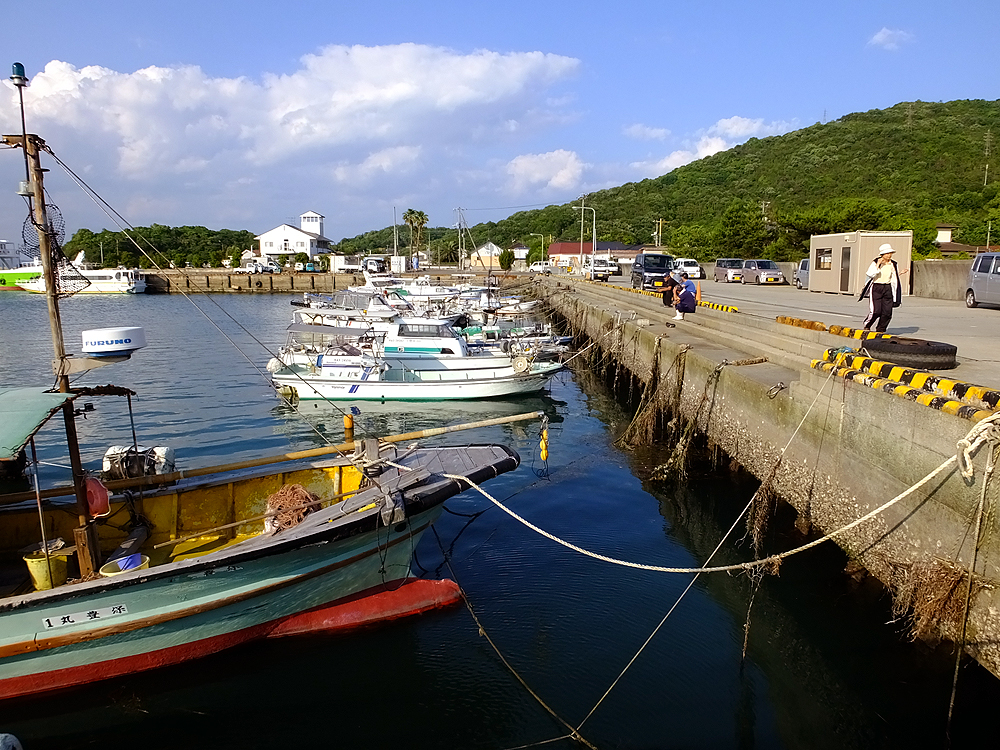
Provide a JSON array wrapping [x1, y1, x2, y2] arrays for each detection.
[[270, 393, 566, 448]]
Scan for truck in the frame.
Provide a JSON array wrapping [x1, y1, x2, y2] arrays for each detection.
[[582, 257, 613, 282]]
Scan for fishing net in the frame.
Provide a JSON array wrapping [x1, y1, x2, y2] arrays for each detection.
[[264, 484, 322, 534], [21, 204, 89, 297]]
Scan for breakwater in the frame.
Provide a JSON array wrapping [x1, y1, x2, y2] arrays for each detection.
[[143, 269, 496, 293], [536, 276, 1000, 678]]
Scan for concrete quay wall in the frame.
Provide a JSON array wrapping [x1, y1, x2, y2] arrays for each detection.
[[542, 280, 1000, 677], [143, 270, 494, 294]]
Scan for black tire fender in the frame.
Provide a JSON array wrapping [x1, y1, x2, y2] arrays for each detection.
[[861, 337, 958, 370]]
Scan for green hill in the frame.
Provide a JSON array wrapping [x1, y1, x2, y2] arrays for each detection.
[[338, 98, 1000, 262]]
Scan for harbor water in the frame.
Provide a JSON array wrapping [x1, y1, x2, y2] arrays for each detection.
[[0, 291, 998, 748]]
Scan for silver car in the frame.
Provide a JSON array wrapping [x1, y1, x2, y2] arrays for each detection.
[[742, 259, 785, 285], [713, 258, 743, 282], [967, 252, 1000, 308]]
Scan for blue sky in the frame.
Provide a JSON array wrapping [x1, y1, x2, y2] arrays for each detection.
[[0, 0, 996, 247]]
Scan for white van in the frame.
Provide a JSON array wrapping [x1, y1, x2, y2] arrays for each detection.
[[674, 258, 704, 279], [528, 261, 556, 274]]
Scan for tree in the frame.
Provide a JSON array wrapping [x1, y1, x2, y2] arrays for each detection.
[[714, 201, 771, 257], [498, 249, 514, 270], [402, 209, 428, 255]]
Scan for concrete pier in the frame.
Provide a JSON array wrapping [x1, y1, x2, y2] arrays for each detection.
[[537, 277, 1000, 678], [143, 270, 496, 294]]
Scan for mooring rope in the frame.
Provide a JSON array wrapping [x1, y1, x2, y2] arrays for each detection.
[[431, 527, 598, 750], [440, 409, 1000, 577]]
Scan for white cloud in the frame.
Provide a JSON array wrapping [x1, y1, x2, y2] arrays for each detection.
[[505, 150, 585, 193], [708, 115, 793, 140], [868, 28, 914, 50], [630, 116, 797, 178], [333, 146, 422, 183], [0, 47, 579, 175], [0, 45, 580, 236], [623, 123, 670, 141]]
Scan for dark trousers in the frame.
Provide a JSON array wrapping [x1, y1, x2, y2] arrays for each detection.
[[863, 283, 894, 332]]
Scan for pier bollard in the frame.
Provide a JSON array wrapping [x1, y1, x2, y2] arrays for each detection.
[[344, 413, 355, 442]]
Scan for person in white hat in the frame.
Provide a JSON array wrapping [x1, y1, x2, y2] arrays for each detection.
[[859, 243, 908, 332]]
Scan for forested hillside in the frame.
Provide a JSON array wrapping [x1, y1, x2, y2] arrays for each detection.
[[341, 98, 1000, 262]]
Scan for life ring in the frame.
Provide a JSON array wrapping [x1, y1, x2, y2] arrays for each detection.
[[85, 476, 111, 518]]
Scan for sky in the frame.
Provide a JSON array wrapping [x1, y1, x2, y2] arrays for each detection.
[[0, 0, 996, 248]]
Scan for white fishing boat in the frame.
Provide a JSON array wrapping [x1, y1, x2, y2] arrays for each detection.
[[18, 252, 146, 294], [267, 321, 564, 401]]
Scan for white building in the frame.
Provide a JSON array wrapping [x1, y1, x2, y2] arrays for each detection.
[[255, 211, 332, 262]]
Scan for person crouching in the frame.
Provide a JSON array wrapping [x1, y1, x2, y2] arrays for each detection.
[[673, 272, 697, 321]]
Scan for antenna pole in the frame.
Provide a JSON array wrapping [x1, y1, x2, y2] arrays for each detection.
[[4, 64, 100, 575]]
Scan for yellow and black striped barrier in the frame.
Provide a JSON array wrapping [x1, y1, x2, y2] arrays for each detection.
[[821, 348, 1000, 412], [775, 316, 892, 340], [776, 316, 828, 331], [828, 325, 892, 340], [698, 300, 739, 312], [811, 359, 994, 422]]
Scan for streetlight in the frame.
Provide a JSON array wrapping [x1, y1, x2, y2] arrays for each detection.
[[572, 203, 596, 276], [529, 232, 546, 264]]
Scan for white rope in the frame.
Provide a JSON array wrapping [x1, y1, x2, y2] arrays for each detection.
[[441, 412, 1000, 575]]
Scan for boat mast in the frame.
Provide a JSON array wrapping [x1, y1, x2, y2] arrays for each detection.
[[5, 64, 100, 575]]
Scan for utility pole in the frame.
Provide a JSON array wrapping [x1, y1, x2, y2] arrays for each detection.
[[984, 130, 993, 187]]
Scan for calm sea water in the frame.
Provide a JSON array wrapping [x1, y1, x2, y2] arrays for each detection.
[[0, 290, 997, 749]]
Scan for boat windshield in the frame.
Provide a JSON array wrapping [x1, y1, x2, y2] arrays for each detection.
[[398, 323, 458, 339]]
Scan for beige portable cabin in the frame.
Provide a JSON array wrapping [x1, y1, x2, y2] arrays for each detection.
[[808, 230, 912, 296]]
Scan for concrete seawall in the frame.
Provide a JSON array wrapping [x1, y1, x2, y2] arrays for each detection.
[[143, 270, 492, 294], [537, 277, 1000, 677]]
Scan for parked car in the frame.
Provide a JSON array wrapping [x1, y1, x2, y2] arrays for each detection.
[[794, 258, 810, 289], [235, 261, 280, 274], [674, 258, 704, 279], [742, 259, 785, 285], [713, 258, 744, 283], [967, 251, 1000, 308], [630, 252, 675, 290], [305, 262, 316, 272], [528, 260, 556, 275], [583, 257, 613, 282]]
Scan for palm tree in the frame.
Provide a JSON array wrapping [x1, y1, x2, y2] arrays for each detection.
[[402, 208, 418, 254], [402, 209, 429, 260]]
